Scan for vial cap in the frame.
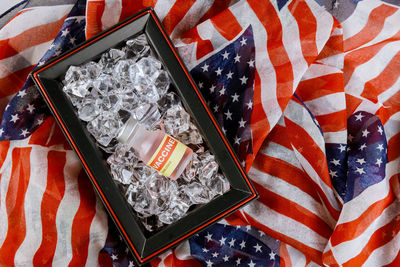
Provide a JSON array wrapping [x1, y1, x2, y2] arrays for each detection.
[[117, 116, 138, 144]]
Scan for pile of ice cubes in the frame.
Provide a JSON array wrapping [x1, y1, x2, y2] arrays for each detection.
[[62, 34, 229, 231]]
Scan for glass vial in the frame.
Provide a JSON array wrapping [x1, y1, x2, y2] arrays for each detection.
[[117, 116, 193, 179]]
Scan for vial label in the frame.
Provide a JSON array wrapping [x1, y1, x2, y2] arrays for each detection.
[[147, 135, 186, 177]]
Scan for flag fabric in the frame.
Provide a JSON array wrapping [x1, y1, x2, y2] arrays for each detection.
[[0, 1, 87, 141], [1, 0, 400, 266], [0, 1, 109, 267]]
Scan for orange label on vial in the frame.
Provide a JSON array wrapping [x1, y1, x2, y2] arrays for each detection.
[[147, 135, 186, 177]]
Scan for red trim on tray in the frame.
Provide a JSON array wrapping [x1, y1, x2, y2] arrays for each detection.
[[32, 9, 256, 263]]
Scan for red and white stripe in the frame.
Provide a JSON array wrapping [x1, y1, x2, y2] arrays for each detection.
[[325, 161, 400, 265], [280, 243, 325, 267], [0, 119, 108, 266], [13, 146, 50, 265], [319, 1, 400, 263], [0, 4, 72, 112], [285, 99, 341, 214], [296, 20, 345, 145], [345, 40, 400, 99], [342, 0, 400, 117], [296, 64, 347, 144], [0, 5, 72, 40], [86, 0, 234, 40], [240, 97, 341, 265], [342, 0, 399, 52]]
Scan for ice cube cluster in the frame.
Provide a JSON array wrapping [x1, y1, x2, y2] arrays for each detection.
[[62, 34, 230, 231]]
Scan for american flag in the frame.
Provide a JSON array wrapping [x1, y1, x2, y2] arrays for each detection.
[[1, 0, 400, 266]]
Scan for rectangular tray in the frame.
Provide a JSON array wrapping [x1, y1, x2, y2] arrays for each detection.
[[31, 7, 257, 265]]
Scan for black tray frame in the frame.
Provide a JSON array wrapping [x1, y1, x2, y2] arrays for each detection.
[[31, 7, 257, 265]]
